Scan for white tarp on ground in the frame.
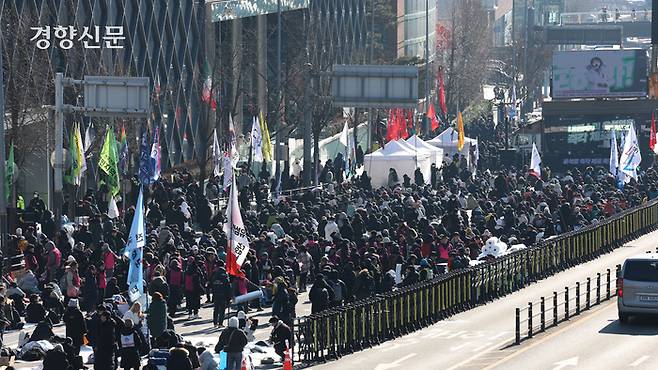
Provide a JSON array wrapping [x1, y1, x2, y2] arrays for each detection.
[[363, 140, 432, 188], [427, 127, 479, 167], [405, 135, 444, 166]]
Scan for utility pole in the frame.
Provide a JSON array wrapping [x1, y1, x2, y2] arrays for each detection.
[[367, 0, 375, 153], [0, 33, 7, 248], [275, 0, 282, 184], [54, 72, 64, 228], [303, 64, 313, 186]]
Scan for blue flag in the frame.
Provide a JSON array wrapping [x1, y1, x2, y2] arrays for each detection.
[[139, 127, 152, 185], [124, 187, 145, 302]]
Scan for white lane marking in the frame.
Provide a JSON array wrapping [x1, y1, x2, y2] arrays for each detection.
[[450, 341, 472, 351], [471, 342, 493, 353], [445, 336, 515, 370], [630, 355, 650, 367], [373, 353, 418, 370], [552, 357, 579, 370]]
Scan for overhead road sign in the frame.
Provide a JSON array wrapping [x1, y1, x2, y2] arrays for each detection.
[[331, 65, 419, 109], [83, 76, 150, 117], [544, 25, 622, 45]]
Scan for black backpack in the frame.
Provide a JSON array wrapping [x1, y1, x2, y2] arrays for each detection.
[[328, 280, 343, 302]]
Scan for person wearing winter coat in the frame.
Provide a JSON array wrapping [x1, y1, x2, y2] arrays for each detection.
[[25, 294, 47, 323], [94, 310, 120, 370], [166, 346, 193, 370], [43, 344, 72, 370], [63, 299, 86, 356], [18, 269, 41, 295], [309, 274, 334, 314], [147, 292, 168, 341], [44, 241, 62, 282], [210, 268, 231, 327], [198, 349, 218, 370], [167, 260, 184, 315], [184, 257, 204, 319], [269, 317, 293, 362], [118, 319, 142, 370], [214, 317, 248, 370], [82, 265, 100, 312]]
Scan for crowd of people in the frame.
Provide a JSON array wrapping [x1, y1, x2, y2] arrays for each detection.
[[0, 117, 655, 370]]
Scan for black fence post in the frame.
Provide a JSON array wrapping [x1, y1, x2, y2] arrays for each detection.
[[575, 282, 581, 315], [553, 291, 558, 326], [565, 287, 570, 320], [596, 272, 601, 305], [515, 307, 521, 344], [606, 268, 611, 300], [586, 278, 591, 310], [528, 302, 533, 338], [540, 296, 546, 332]]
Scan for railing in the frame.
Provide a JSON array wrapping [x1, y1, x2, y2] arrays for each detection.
[[515, 267, 620, 344], [560, 10, 651, 25], [294, 199, 658, 364]]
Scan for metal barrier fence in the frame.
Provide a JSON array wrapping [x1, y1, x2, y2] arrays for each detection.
[[515, 267, 620, 344], [294, 200, 658, 364]]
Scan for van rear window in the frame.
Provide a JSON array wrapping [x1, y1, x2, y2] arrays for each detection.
[[624, 261, 658, 282]]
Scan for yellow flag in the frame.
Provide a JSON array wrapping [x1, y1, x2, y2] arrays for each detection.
[[457, 111, 465, 151], [259, 111, 273, 162]]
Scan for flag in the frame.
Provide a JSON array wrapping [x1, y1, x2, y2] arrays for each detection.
[[66, 125, 78, 185], [428, 102, 439, 131], [5, 143, 13, 201], [73, 122, 87, 185], [610, 129, 619, 176], [405, 109, 414, 138], [119, 124, 129, 176], [201, 60, 217, 110], [651, 112, 658, 154], [223, 176, 250, 277], [223, 147, 233, 191], [509, 85, 517, 121], [124, 187, 145, 302], [619, 123, 641, 181], [150, 124, 161, 182], [259, 111, 273, 162], [228, 115, 239, 166], [530, 143, 541, 178], [84, 122, 95, 153], [339, 120, 349, 146], [386, 109, 397, 142], [618, 131, 627, 185], [212, 128, 221, 177], [251, 116, 263, 162], [99, 126, 120, 196], [107, 196, 119, 219], [438, 67, 447, 115], [138, 126, 152, 185], [457, 111, 465, 150], [339, 121, 351, 175]]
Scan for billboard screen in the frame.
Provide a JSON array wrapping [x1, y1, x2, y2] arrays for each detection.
[[211, 0, 309, 22], [551, 49, 648, 99]]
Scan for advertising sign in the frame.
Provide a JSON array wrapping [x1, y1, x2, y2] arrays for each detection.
[[551, 49, 648, 99], [211, 0, 309, 22]]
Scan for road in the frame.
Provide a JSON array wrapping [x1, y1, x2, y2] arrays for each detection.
[[309, 229, 658, 370]]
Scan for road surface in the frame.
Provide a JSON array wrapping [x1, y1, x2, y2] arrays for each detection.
[[308, 229, 658, 370]]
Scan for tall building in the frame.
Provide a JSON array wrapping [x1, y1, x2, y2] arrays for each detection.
[[396, 0, 438, 60]]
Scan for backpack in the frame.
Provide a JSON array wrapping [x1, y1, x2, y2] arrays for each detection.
[[328, 280, 343, 302]]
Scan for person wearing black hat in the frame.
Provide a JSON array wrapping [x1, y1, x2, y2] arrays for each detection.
[[268, 317, 293, 362]]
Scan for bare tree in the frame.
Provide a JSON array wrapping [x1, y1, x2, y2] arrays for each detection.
[[443, 0, 491, 115]]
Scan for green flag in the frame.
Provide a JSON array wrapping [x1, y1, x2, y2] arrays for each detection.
[[5, 143, 14, 201], [65, 125, 77, 185], [99, 126, 120, 197]]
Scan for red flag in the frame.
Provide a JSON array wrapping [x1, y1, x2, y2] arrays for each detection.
[[386, 109, 396, 142], [438, 67, 447, 115], [651, 111, 657, 152], [428, 103, 439, 130]]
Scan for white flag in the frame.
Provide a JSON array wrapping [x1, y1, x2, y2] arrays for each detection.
[[228, 115, 240, 166], [84, 122, 95, 153], [212, 129, 221, 177], [108, 196, 119, 219], [609, 130, 618, 176], [339, 120, 349, 146], [124, 188, 145, 302], [223, 175, 250, 276], [251, 116, 263, 162], [223, 150, 233, 191], [530, 143, 541, 178], [619, 123, 641, 181]]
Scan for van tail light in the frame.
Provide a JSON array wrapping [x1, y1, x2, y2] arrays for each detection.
[[617, 278, 623, 297]]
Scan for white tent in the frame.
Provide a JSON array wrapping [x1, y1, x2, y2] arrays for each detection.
[[363, 140, 432, 188], [427, 127, 479, 167], [405, 135, 444, 166]]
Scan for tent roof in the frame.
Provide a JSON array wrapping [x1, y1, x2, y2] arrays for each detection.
[[429, 127, 476, 145], [406, 135, 444, 152]]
